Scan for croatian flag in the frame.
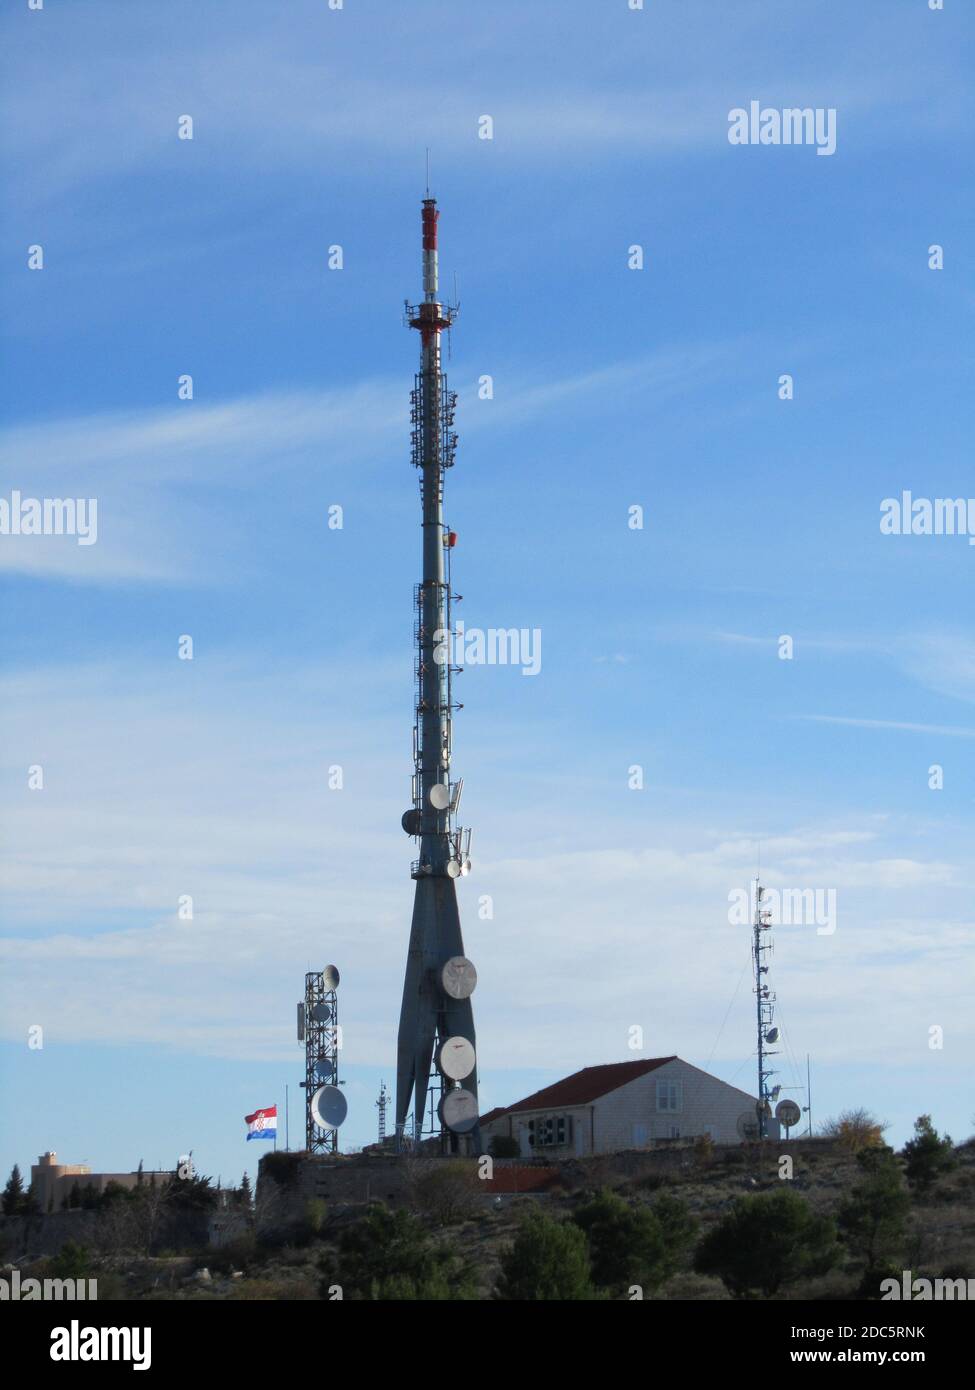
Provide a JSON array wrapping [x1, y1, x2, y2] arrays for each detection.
[[245, 1106, 277, 1141]]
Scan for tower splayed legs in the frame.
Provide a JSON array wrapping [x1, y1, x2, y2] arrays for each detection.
[[396, 198, 480, 1152]]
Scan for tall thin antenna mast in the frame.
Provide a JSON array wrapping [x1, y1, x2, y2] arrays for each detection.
[[376, 1080, 390, 1145], [752, 878, 778, 1138]]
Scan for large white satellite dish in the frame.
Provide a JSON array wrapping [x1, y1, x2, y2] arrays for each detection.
[[446, 859, 461, 879], [322, 965, 340, 991], [437, 1036, 476, 1081], [441, 957, 477, 1000], [440, 1088, 478, 1134], [311, 1084, 347, 1131], [429, 783, 450, 811]]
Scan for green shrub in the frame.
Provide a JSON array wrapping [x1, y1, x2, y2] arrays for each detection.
[[319, 1204, 475, 1301], [304, 1199, 328, 1236], [409, 1160, 479, 1226], [694, 1189, 840, 1298], [495, 1209, 596, 1301], [837, 1148, 910, 1276], [901, 1116, 955, 1194], [652, 1192, 698, 1278], [573, 1189, 666, 1295], [48, 1241, 94, 1280]]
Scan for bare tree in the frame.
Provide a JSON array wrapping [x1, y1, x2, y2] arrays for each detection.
[[820, 1108, 888, 1153]]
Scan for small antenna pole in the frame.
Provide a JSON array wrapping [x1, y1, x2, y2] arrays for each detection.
[[806, 1054, 812, 1138]]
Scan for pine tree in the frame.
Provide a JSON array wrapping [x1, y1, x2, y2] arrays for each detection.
[[901, 1115, 955, 1193], [694, 1189, 840, 1298], [495, 1209, 596, 1301], [2, 1164, 25, 1216], [838, 1147, 910, 1278], [239, 1172, 253, 1209]]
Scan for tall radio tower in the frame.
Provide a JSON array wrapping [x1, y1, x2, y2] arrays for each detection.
[[396, 196, 480, 1152], [752, 880, 778, 1139]]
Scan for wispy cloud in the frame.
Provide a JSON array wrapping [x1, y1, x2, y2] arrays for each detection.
[[1, 657, 971, 1066], [800, 715, 975, 739], [0, 341, 745, 583], [3, 0, 967, 211]]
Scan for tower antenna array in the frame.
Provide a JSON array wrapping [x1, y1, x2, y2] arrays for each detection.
[[298, 967, 347, 1153], [396, 196, 480, 1152]]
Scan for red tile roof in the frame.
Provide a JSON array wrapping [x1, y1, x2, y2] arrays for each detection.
[[485, 1058, 678, 1120], [484, 1164, 560, 1193], [478, 1107, 507, 1128]]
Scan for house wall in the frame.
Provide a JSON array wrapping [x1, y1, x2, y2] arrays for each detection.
[[481, 1105, 593, 1159], [480, 1059, 778, 1158], [590, 1058, 777, 1152]]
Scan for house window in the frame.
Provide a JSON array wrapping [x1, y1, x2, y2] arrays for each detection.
[[656, 1080, 682, 1113], [669, 1126, 681, 1140]]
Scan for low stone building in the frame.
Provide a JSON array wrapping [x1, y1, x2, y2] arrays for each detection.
[[30, 1151, 170, 1212], [479, 1056, 778, 1158]]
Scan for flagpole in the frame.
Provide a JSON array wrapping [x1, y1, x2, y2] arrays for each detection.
[[286, 1084, 290, 1152], [274, 1102, 278, 1153]]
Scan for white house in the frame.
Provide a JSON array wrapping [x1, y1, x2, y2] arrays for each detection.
[[479, 1056, 779, 1158]]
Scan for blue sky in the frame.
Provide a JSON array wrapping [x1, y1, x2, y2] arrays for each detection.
[[1, 0, 972, 1188]]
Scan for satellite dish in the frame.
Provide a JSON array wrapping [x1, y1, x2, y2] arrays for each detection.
[[311, 1084, 347, 1131], [437, 1036, 476, 1081], [441, 956, 477, 1000], [440, 1087, 478, 1134], [776, 1099, 802, 1128], [429, 783, 450, 811], [460, 859, 471, 876], [315, 1059, 333, 1082], [765, 1027, 779, 1044], [311, 1002, 331, 1024], [401, 809, 421, 836], [446, 859, 461, 879], [737, 1111, 760, 1140], [322, 965, 340, 991]]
